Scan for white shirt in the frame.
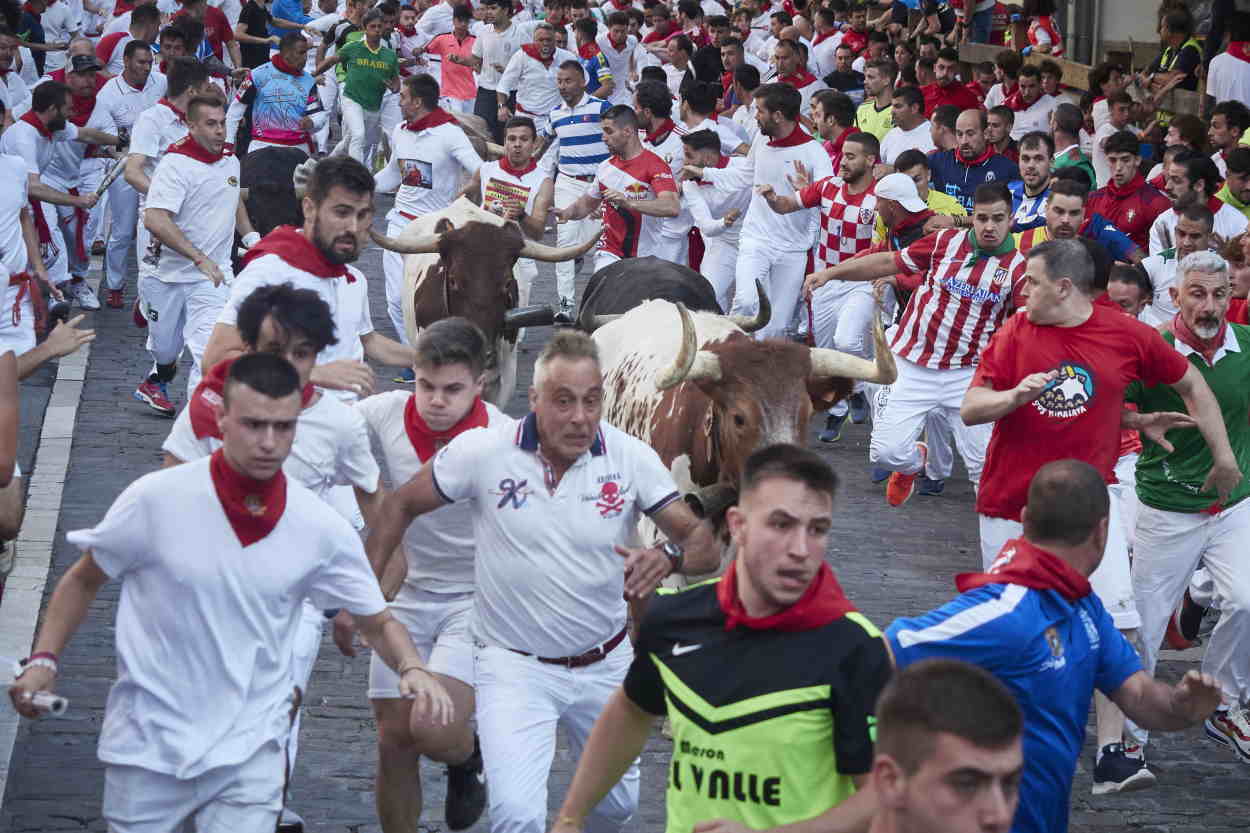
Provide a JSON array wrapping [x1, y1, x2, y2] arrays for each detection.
[[880, 120, 936, 165], [0, 73, 31, 119], [1139, 250, 1180, 326], [1147, 203, 1248, 256], [144, 142, 240, 283], [86, 73, 166, 140], [1008, 94, 1057, 141], [679, 114, 749, 156], [40, 2, 81, 74], [67, 457, 387, 780], [417, 0, 455, 39], [809, 32, 842, 79], [102, 10, 132, 35], [431, 413, 680, 656], [664, 61, 692, 98], [479, 157, 549, 217], [703, 129, 834, 252], [595, 33, 638, 106], [497, 46, 578, 117], [682, 164, 750, 248], [473, 21, 529, 90], [376, 119, 481, 221], [357, 391, 506, 595], [731, 101, 761, 145], [1213, 149, 1229, 179], [220, 254, 373, 399], [129, 99, 190, 185], [0, 116, 77, 175], [1207, 51, 1250, 113], [984, 81, 1006, 110], [0, 155, 30, 277], [1090, 120, 1127, 188], [164, 390, 379, 514]]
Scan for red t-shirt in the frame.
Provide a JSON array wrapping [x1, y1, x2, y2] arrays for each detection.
[[1086, 176, 1171, 252], [921, 81, 982, 117], [973, 303, 1191, 521], [175, 6, 235, 60]]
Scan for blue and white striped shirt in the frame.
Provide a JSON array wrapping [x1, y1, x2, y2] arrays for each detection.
[[546, 93, 611, 179]]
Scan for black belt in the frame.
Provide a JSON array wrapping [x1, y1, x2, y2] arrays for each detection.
[[559, 171, 596, 182], [508, 626, 628, 668]]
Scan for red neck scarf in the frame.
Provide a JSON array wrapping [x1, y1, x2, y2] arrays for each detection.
[[1229, 41, 1250, 63], [1208, 194, 1226, 214], [158, 97, 187, 122], [210, 449, 288, 547], [19, 110, 52, 140], [167, 133, 228, 164], [522, 42, 553, 67], [22, 3, 41, 20], [270, 52, 303, 75], [242, 225, 351, 280], [500, 155, 537, 177], [1105, 173, 1145, 199], [1229, 298, 1249, 325], [578, 41, 601, 59], [778, 69, 816, 87], [0, 66, 10, 77], [405, 106, 458, 131], [955, 144, 995, 167], [404, 394, 489, 462], [1168, 312, 1228, 366], [399, 23, 416, 36], [607, 33, 627, 50], [957, 537, 1091, 601], [645, 118, 676, 146], [812, 28, 837, 45], [191, 358, 315, 440], [608, 0, 630, 9], [717, 560, 856, 632], [767, 123, 812, 148]]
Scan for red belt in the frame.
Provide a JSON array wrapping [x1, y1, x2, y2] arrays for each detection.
[[398, 210, 418, 221], [508, 626, 628, 668], [9, 272, 48, 335]]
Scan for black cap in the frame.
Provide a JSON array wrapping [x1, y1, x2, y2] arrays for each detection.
[[69, 54, 103, 73]]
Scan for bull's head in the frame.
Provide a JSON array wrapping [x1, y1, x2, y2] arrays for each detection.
[[655, 301, 897, 490]]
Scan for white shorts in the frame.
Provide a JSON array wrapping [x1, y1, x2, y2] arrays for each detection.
[[0, 278, 35, 357], [103, 739, 285, 833], [368, 589, 475, 698]]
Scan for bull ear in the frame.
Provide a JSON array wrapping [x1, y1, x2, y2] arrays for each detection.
[[806, 377, 853, 410]]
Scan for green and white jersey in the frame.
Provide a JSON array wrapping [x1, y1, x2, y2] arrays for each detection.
[[623, 580, 890, 833]]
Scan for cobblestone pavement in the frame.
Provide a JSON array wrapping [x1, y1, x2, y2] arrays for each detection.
[[0, 199, 1244, 832]]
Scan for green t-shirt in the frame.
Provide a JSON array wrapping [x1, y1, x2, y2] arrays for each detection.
[[855, 99, 893, 142], [1127, 324, 1250, 513], [338, 38, 399, 111], [1053, 146, 1097, 189]]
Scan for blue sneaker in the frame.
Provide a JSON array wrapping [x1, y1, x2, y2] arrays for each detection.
[[918, 475, 945, 496], [848, 391, 870, 424], [871, 467, 891, 483], [818, 411, 849, 443], [392, 367, 415, 383]]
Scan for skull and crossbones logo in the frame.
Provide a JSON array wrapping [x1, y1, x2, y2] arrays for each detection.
[[596, 481, 626, 517]]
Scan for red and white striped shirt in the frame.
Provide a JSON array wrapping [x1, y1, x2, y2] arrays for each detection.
[[891, 229, 1027, 370], [591, 149, 677, 259], [798, 177, 878, 271]]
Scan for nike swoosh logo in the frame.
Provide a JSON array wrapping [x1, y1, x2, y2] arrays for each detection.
[[671, 643, 702, 656]]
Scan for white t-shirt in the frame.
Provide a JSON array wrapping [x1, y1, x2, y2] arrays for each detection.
[[1090, 121, 1123, 188], [1008, 94, 1058, 141], [1140, 250, 1180, 326], [473, 21, 529, 91], [0, 116, 77, 176], [356, 390, 506, 595], [595, 33, 638, 106], [1148, 203, 1249, 257], [67, 457, 387, 780], [129, 99, 190, 184], [86, 73, 166, 138], [430, 413, 680, 656], [880, 121, 936, 166], [0, 155, 30, 277], [40, 2, 81, 74], [102, 9, 132, 35], [143, 141, 241, 284], [1207, 52, 1250, 113], [376, 119, 482, 220], [497, 46, 578, 117], [984, 81, 1006, 110], [0, 73, 31, 119], [479, 158, 548, 218]]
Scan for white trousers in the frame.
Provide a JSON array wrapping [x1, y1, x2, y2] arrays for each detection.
[[474, 642, 639, 833], [316, 73, 340, 154], [287, 600, 325, 779], [1130, 498, 1250, 743], [731, 239, 808, 340], [515, 257, 537, 306], [554, 174, 596, 304], [653, 233, 688, 267], [701, 236, 738, 312], [810, 282, 878, 399], [140, 275, 231, 394], [594, 250, 621, 274], [979, 503, 1141, 630], [81, 158, 108, 249], [1111, 453, 1139, 554], [0, 278, 36, 356], [869, 356, 990, 485], [103, 739, 285, 833], [38, 200, 68, 285], [440, 96, 474, 114], [382, 217, 411, 345], [335, 96, 382, 165], [104, 176, 140, 291]]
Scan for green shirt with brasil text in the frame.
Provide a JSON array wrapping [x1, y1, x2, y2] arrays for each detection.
[[337, 38, 399, 111], [623, 578, 890, 833], [1126, 323, 1250, 513]]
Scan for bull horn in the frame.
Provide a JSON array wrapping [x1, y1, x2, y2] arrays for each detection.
[[238, 187, 250, 201], [485, 142, 506, 158], [368, 227, 441, 255], [808, 318, 898, 384], [583, 313, 622, 332], [656, 302, 700, 390], [504, 304, 558, 329], [726, 279, 771, 332], [683, 483, 739, 521], [518, 224, 604, 263]]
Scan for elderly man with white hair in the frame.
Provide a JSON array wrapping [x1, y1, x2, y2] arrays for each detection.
[[1125, 249, 1250, 766]]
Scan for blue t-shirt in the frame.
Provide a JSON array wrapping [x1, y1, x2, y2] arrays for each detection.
[[1010, 180, 1047, 232], [929, 149, 1020, 211], [886, 583, 1141, 833], [1080, 211, 1138, 262]]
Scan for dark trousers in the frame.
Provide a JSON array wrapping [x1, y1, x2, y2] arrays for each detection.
[[476, 87, 503, 142]]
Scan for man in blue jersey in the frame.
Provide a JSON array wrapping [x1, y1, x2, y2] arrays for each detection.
[[929, 108, 1019, 211], [886, 460, 1222, 833], [1009, 131, 1052, 232]]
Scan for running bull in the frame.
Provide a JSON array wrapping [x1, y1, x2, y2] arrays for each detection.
[[370, 197, 601, 404]]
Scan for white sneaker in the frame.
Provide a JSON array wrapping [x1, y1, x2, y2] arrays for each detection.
[[65, 278, 100, 310]]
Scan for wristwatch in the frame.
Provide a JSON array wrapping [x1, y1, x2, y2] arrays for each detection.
[[661, 541, 684, 576]]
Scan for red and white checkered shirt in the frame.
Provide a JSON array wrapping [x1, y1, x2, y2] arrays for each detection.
[[891, 229, 1028, 370], [798, 177, 879, 272]]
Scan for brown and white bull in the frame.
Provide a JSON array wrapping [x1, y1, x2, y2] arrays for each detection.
[[371, 197, 600, 404], [592, 298, 897, 530]]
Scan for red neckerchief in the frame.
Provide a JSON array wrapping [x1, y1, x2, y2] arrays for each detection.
[[1093, 94, 1106, 104], [1168, 311, 1228, 366], [608, 0, 630, 9], [191, 358, 315, 439], [166, 133, 229, 164], [112, 0, 133, 14], [1149, 172, 1166, 190], [403, 394, 488, 462], [607, 33, 627, 50], [158, 59, 167, 73], [1208, 194, 1226, 214], [398, 23, 416, 36], [956, 537, 1091, 601], [645, 118, 676, 146], [1105, 173, 1145, 199], [19, 110, 52, 140], [242, 225, 352, 280], [578, 41, 601, 59], [1229, 298, 1248, 325], [955, 144, 995, 167], [522, 42, 553, 67], [893, 207, 934, 237], [717, 559, 856, 632], [270, 52, 303, 75], [405, 106, 458, 131], [1228, 41, 1250, 63], [21, 3, 41, 20], [210, 449, 288, 547], [500, 155, 537, 177], [812, 28, 837, 45], [824, 128, 848, 166], [767, 123, 812, 148], [49, 69, 106, 126], [778, 69, 816, 87], [0, 66, 10, 77], [158, 97, 187, 122]]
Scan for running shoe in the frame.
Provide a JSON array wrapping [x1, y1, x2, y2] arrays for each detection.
[[870, 467, 891, 483], [885, 442, 927, 507], [392, 367, 415, 383], [847, 391, 870, 424], [818, 410, 849, 443], [65, 277, 100, 310], [1205, 707, 1250, 763], [554, 296, 577, 325], [446, 734, 487, 831], [276, 808, 304, 832], [917, 475, 945, 496], [106, 289, 123, 309], [133, 380, 176, 416], [1091, 742, 1156, 794]]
